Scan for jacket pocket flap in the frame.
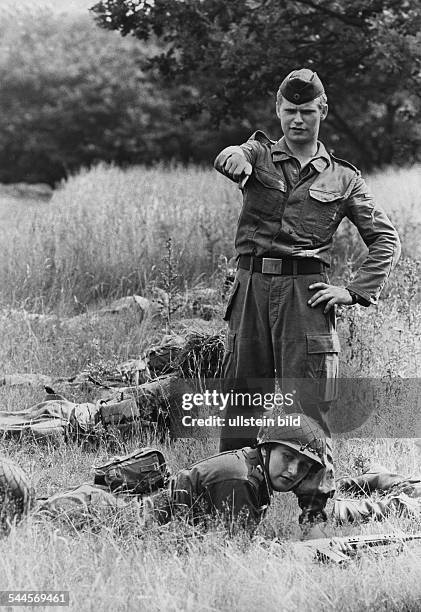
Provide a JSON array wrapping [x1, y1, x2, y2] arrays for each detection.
[[309, 188, 343, 203], [306, 332, 340, 353], [253, 167, 286, 191]]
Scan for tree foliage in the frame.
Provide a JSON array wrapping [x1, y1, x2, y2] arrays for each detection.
[[0, 9, 197, 184], [91, 0, 421, 169]]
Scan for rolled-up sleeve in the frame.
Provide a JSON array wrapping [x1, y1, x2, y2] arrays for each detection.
[[344, 175, 401, 306]]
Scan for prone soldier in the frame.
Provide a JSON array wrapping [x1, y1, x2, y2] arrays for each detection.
[[0, 415, 328, 538], [2, 417, 418, 542]]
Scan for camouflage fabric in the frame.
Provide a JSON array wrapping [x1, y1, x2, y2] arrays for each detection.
[[333, 495, 419, 524], [337, 464, 421, 496], [0, 391, 100, 438], [333, 465, 421, 524], [39, 483, 134, 514]]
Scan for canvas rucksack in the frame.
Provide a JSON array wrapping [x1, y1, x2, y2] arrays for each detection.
[[93, 447, 169, 495]]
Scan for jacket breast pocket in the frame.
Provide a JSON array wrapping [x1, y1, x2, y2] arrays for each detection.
[[301, 188, 343, 242], [244, 167, 286, 219]]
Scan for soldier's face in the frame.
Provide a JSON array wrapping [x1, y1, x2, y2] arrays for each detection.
[[268, 444, 314, 491], [277, 98, 327, 145]]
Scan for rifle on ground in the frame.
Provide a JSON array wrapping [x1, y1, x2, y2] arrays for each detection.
[[301, 532, 421, 564]]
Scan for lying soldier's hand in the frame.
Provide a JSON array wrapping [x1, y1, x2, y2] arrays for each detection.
[[308, 283, 353, 313]]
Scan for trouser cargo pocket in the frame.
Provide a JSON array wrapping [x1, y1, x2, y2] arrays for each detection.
[[305, 332, 340, 402], [306, 332, 340, 376]]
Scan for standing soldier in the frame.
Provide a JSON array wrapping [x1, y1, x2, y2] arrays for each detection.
[[214, 68, 400, 526]]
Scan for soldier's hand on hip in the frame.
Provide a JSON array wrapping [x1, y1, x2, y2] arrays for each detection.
[[224, 153, 253, 182], [308, 283, 353, 313]]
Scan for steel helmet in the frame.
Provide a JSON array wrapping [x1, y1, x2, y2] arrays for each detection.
[[257, 413, 326, 467], [0, 457, 34, 534]]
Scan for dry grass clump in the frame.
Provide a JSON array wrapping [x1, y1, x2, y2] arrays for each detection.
[[175, 330, 225, 379]]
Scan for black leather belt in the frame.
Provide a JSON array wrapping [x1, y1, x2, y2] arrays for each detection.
[[238, 255, 325, 275]]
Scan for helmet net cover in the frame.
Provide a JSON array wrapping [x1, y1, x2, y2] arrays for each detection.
[[0, 457, 34, 535], [257, 414, 326, 467]]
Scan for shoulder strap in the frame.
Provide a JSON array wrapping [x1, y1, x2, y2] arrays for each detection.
[[247, 130, 276, 146], [330, 153, 359, 173]]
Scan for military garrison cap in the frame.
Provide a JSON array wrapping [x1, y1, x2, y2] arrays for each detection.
[[279, 68, 325, 104]]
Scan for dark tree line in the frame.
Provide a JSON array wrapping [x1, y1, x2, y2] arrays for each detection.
[[0, 9, 240, 184], [1, 1, 420, 184], [92, 0, 421, 170]]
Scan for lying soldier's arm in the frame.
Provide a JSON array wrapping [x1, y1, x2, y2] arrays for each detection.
[[206, 478, 266, 527]]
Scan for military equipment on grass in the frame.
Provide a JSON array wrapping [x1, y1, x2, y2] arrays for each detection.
[[304, 531, 421, 564], [93, 447, 169, 495]]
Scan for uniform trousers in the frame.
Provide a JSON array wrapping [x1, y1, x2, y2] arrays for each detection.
[[219, 265, 337, 516]]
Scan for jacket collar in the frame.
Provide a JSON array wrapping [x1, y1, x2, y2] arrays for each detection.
[[271, 136, 330, 172]]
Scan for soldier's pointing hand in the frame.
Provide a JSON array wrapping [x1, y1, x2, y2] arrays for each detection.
[[223, 152, 253, 182]]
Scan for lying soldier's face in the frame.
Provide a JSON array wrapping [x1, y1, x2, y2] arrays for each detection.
[[268, 444, 315, 492]]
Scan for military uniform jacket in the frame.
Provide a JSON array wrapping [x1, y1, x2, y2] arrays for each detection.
[[168, 447, 271, 527], [215, 132, 401, 306]]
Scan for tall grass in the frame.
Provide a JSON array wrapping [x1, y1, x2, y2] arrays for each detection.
[[1, 164, 421, 610], [0, 164, 240, 311], [1, 436, 421, 612], [1, 163, 419, 313]]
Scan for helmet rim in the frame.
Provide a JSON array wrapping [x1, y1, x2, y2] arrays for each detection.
[[257, 439, 324, 467]]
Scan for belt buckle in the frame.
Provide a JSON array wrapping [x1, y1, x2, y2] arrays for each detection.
[[262, 257, 283, 275]]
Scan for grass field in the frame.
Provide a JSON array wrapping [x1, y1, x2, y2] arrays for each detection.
[[0, 164, 421, 611]]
